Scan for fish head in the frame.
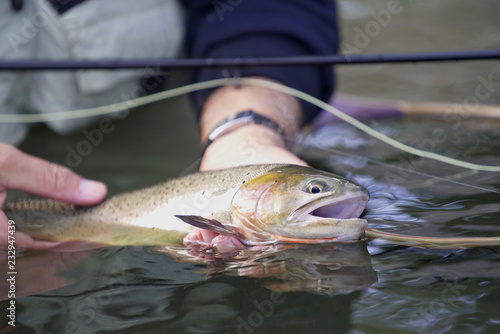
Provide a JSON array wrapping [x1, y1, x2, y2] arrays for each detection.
[[231, 165, 369, 244]]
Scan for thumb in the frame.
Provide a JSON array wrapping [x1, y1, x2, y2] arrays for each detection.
[[0, 144, 107, 205]]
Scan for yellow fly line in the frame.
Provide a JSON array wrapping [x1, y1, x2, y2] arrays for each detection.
[[1, 77, 500, 172]]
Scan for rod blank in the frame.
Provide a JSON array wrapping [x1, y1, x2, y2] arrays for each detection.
[[0, 50, 498, 71]]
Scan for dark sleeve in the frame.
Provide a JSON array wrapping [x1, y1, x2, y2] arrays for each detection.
[[183, 0, 339, 125]]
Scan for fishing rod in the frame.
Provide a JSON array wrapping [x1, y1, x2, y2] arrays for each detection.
[[0, 50, 499, 71]]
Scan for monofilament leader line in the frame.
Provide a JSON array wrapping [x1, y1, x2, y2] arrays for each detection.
[[1, 77, 499, 172]]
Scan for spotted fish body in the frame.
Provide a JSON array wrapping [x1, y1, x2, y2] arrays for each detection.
[[4, 164, 369, 246]]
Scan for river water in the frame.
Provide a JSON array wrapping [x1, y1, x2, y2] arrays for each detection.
[[2, 0, 500, 333]]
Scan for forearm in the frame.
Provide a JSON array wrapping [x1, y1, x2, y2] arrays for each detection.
[[199, 78, 307, 171]]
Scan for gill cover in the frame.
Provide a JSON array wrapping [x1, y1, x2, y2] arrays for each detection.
[[231, 170, 281, 242]]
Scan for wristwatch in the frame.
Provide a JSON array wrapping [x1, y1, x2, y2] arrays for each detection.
[[200, 110, 289, 156]]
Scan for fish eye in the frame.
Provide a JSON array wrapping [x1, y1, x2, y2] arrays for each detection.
[[307, 181, 327, 194]]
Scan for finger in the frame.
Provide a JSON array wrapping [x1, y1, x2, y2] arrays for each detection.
[[183, 228, 219, 247], [210, 235, 246, 253], [0, 144, 106, 205]]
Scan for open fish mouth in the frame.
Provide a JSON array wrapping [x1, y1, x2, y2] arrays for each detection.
[[276, 191, 369, 242], [293, 191, 369, 222]]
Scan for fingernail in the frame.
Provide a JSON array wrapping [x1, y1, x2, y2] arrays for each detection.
[[79, 179, 107, 200]]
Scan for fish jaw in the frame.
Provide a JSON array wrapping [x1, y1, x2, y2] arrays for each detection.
[[277, 191, 369, 242], [230, 165, 370, 244]]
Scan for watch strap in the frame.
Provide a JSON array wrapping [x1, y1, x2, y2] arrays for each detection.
[[201, 110, 289, 156]]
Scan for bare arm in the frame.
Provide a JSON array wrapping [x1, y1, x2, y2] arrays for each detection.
[[199, 77, 308, 171]]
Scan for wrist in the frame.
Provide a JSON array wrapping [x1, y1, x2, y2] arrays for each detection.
[[209, 124, 286, 152], [200, 110, 291, 156], [200, 125, 306, 171], [200, 77, 302, 144]]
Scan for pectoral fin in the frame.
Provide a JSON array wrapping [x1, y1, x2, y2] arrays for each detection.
[[174, 215, 238, 236]]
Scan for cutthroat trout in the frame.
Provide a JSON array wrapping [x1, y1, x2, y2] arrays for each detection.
[[4, 164, 369, 246]]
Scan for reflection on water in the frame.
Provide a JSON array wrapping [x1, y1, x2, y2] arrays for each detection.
[[3, 246, 365, 333], [156, 242, 377, 296], [3, 0, 500, 333]]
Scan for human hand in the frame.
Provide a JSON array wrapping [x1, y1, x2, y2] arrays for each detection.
[[0, 143, 107, 250]]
